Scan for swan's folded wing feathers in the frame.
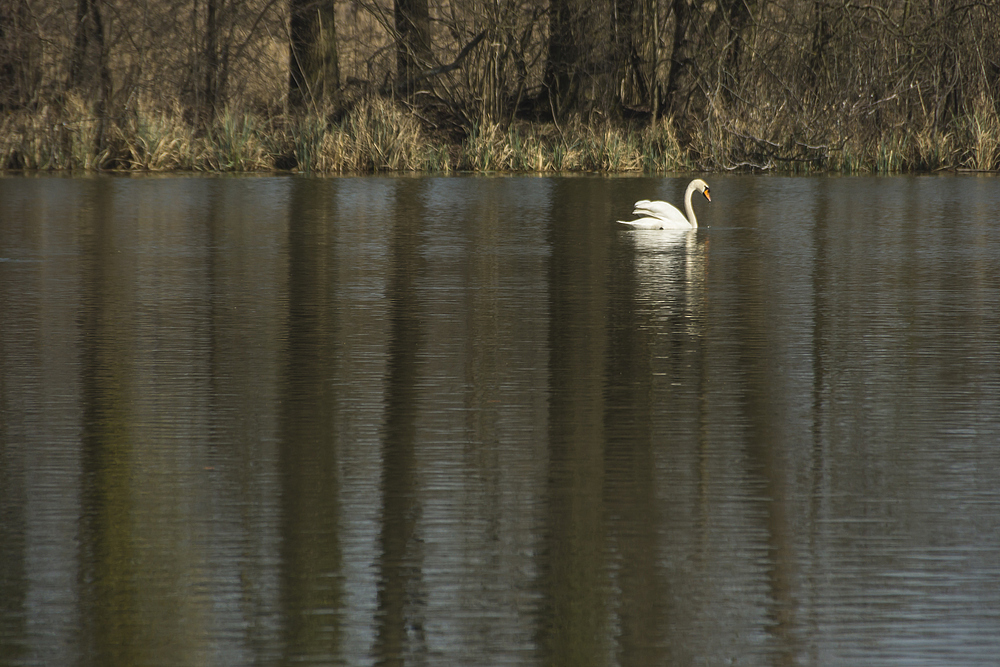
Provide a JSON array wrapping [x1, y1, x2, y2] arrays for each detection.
[[632, 199, 683, 220], [630, 201, 689, 228]]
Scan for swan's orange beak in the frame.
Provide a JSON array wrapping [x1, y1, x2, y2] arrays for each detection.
[[703, 189, 711, 202]]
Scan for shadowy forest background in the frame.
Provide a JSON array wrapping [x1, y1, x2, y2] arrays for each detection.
[[2, 0, 999, 172]]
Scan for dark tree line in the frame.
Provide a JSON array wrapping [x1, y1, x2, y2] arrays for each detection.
[[2, 0, 999, 164]]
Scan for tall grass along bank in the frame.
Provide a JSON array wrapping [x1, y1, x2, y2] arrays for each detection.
[[2, 95, 998, 174]]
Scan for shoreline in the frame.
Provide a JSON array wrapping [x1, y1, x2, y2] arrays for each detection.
[[3, 96, 998, 176]]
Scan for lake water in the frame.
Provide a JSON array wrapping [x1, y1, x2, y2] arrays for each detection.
[[2, 173, 1000, 666]]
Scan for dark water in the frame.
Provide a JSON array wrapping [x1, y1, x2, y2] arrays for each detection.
[[2, 173, 999, 666]]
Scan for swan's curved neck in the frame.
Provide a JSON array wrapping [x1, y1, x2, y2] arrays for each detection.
[[684, 183, 699, 228]]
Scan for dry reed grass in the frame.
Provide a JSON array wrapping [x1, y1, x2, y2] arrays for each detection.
[[457, 119, 686, 172], [2, 94, 999, 174], [1, 96, 105, 170], [961, 104, 1000, 172], [693, 89, 1000, 174], [315, 97, 441, 172], [117, 105, 200, 171]]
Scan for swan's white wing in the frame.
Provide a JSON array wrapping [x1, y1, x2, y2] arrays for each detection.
[[632, 199, 687, 225], [622, 198, 693, 229]]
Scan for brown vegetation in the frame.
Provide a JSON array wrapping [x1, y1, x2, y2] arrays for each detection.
[[1, 0, 998, 173]]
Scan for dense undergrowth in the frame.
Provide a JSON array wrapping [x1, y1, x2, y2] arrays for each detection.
[[2, 94, 998, 174]]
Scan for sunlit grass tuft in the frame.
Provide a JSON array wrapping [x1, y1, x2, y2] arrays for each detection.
[[458, 119, 680, 173], [960, 105, 1000, 171], [305, 97, 439, 172], [641, 121, 687, 171], [118, 101, 199, 170], [204, 109, 272, 171]]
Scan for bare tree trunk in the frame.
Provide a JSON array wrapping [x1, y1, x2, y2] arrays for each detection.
[[719, 0, 752, 94], [0, 0, 38, 110], [288, 0, 341, 110], [204, 0, 221, 119], [544, 0, 617, 120], [664, 0, 697, 121], [69, 0, 110, 90], [394, 0, 430, 97], [543, 0, 583, 119], [68, 0, 113, 156], [613, 0, 649, 111], [651, 0, 660, 124], [806, 0, 833, 89]]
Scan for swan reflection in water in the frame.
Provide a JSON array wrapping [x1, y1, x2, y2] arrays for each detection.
[[624, 229, 707, 332]]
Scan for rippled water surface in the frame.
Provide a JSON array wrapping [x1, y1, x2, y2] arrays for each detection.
[[2, 173, 1000, 666]]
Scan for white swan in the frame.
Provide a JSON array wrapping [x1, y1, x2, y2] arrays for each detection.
[[618, 179, 711, 230]]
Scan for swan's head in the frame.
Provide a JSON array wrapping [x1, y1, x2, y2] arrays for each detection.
[[693, 179, 711, 202]]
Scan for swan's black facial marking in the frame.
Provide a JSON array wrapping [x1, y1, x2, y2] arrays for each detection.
[[703, 188, 711, 202]]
